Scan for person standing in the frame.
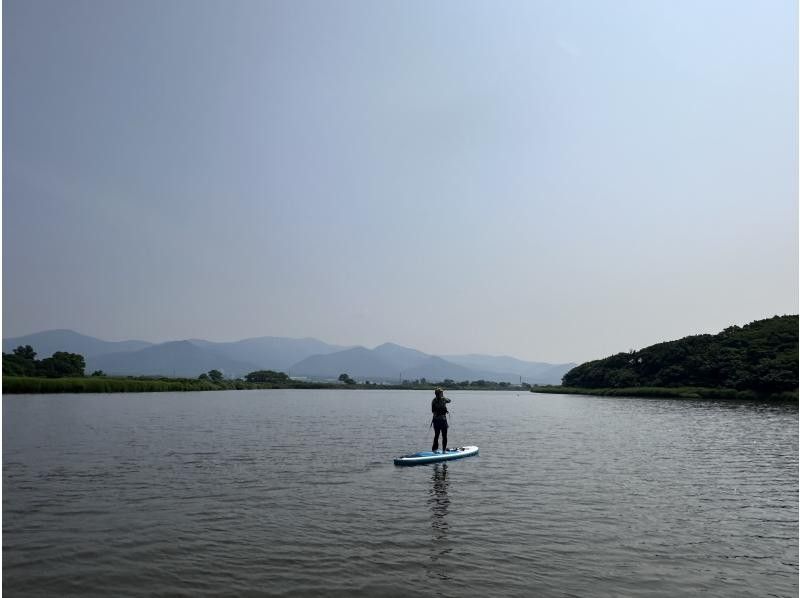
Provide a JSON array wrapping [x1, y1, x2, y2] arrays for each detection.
[[431, 388, 451, 453]]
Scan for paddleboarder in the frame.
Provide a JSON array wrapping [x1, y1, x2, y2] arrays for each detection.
[[431, 388, 451, 453]]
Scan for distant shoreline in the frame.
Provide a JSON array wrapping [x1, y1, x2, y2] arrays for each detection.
[[531, 385, 798, 401], [1, 376, 526, 395], [5, 377, 796, 401]]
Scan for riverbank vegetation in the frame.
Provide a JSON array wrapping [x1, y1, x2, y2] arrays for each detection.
[[3, 345, 86, 378], [552, 315, 797, 399], [1, 344, 530, 394], [530, 385, 797, 401], [1, 375, 360, 394], [2, 374, 529, 394]]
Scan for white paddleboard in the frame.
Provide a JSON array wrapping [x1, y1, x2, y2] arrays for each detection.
[[393, 445, 479, 466]]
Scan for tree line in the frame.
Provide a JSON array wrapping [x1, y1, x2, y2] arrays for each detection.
[[562, 315, 798, 393], [2, 346, 299, 385], [3, 345, 87, 378], [2, 346, 531, 393]]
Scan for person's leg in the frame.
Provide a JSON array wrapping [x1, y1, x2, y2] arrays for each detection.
[[432, 427, 440, 451], [442, 425, 448, 453]]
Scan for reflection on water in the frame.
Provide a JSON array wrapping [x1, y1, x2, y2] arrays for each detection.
[[3, 391, 797, 598], [427, 463, 452, 583], [429, 463, 449, 537]]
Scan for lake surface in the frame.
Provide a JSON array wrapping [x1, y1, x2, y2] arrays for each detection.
[[3, 390, 798, 597]]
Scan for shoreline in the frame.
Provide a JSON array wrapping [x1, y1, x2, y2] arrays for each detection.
[[1, 376, 527, 395], [530, 385, 798, 401], [5, 377, 796, 401]]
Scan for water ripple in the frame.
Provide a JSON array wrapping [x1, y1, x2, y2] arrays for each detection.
[[3, 390, 798, 597]]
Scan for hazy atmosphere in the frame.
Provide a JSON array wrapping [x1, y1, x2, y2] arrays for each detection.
[[3, 0, 797, 363]]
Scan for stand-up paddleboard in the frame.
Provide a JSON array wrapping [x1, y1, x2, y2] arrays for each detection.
[[393, 446, 479, 466]]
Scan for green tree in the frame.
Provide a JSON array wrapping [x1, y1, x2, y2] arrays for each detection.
[[3, 345, 39, 376], [245, 370, 290, 383], [338, 373, 356, 385], [562, 315, 798, 392], [37, 352, 85, 378], [14, 345, 37, 360], [207, 369, 224, 382], [91, 370, 106, 377]]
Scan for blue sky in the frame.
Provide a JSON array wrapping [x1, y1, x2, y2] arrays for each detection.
[[3, 0, 797, 363]]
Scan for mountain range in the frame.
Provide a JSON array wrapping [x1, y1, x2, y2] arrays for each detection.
[[3, 329, 576, 384]]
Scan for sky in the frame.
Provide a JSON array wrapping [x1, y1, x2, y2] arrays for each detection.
[[3, 0, 797, 363]]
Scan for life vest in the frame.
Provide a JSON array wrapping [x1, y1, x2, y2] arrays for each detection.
[[431, 397, 449, 418]]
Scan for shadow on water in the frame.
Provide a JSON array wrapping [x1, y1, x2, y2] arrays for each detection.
[[426, 463, 452, 583]]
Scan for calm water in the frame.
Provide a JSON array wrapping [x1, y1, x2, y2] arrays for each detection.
[[3, 390, 798, 597]]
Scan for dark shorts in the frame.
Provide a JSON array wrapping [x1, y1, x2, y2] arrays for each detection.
[[432, 417, 448, 432]]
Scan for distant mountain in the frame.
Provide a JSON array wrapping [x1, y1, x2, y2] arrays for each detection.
[[187, 336, 349, 371], [531, 363, 577, 384], [3, 329, 152, 359], [87, 341, 259, 378], [402, 356, 487, 382], [3, 331, 350, 378], [289, 342, 571, 384], [372, 343, 430, 371], [2, 329, 574, 383], [290, 347, 398, 379], [442, 354, 576, 380]]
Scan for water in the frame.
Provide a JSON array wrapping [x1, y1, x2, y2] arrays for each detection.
[[3, 390, 798, 597]]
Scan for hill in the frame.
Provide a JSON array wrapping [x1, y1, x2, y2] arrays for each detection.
[[402, 356, 485, 382], [87, 341, 259, 378], [4, 332, 351, 378], [287, 343, 567, 384], [372, 343, 430, 371], [186, 336, 349, 371], [442, 353, 576, 383], [3, 329, 152, 358], [562, 315, 798, 393], [3, 330, 573, 383], [289, 347, 398, 380]]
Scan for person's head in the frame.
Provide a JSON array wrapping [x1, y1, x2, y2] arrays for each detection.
[[434, 388, 443, 398]]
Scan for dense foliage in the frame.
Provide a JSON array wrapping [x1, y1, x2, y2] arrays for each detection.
[[531, 385, 797, 401], [3, 345, 86, 378], [245, 370, 291, 383], [562, 315, 798, 393], [3, 373, 327, 393], [338, 373, 356, 385], [3, 376, 225, 394], [0, 347, 538, 394]]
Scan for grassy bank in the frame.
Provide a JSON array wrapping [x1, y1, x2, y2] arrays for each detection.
[[2, 376, 528, 394], [1, 376, 348, 394], [3, 376, 247, 394], [531, 385, 798, 401], [6, 377, 794, 399]]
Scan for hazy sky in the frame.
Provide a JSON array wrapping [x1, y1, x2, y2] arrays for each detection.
[[3, 0, 797, 363]]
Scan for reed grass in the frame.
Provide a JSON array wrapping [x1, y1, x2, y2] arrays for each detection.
[[3, 376, 363, 394], [2, 376, 224, 394], [531, 385, 797, 401]]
